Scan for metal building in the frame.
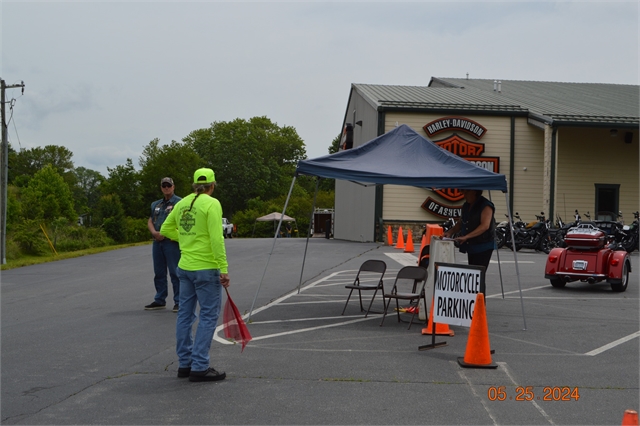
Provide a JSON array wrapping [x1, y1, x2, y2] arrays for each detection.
[[335, 78, 639, 242]]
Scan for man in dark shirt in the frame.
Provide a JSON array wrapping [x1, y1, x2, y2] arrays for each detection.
[[145, 177, 182, 312]]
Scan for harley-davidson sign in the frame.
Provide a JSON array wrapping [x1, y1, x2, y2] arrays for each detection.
[[421, 127, 500, 217], [422, 197, 462, 218], [423, 117, 487, 139]]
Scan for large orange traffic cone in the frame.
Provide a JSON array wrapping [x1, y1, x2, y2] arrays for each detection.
[[419, 224, 445, 267], [457, 293, 497, 368], [404, 230, 415, 253], [422, 299, 455, 336], [622, 410, 638, 425], [387, 226, 393, 246], [395, 227, 405, 250]]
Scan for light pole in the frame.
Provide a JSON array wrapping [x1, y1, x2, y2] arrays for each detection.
[[1, 78, 25, 264]]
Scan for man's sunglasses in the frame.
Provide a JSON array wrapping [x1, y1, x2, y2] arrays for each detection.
[[161, 183, 173, 188]]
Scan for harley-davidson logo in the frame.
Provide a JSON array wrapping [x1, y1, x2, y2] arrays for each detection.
[[421, 197, 462, 219], [423, 117, 487, 139], [435, 134, 484, 156], [180, 211, 196, 232], [430, 134, 500, 202]]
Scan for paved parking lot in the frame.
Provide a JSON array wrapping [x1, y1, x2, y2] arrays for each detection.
[[2, 238, 638, 425]]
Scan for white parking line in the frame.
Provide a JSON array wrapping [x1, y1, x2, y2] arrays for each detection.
[[584, 331, 640, 356]]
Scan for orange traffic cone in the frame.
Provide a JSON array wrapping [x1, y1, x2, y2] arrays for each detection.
[[622, 410, 638, 425], [422, 299, 455, 336], [457, 293, 497, 368], [419, 233, 427, 254], [419, 224, 445, 266], [387, 226, 393, 246], [404, 230, 415, 253], [395, 227, 405, 250]]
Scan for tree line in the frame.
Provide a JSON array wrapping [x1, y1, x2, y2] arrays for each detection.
[[5, 116, 339, 261]]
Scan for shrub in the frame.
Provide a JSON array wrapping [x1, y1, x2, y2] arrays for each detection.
[[124, 217, 150, 243], [12, 220, 47, 255]]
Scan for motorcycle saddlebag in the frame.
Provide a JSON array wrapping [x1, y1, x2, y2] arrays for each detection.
[[564, 225, 606, 249]]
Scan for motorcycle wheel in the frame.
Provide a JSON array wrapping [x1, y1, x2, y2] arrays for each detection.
[[621, 235, 637, 253], [550, 278, 566, 288], [538, 237, 552, 254], [611, 261, 630, 292]]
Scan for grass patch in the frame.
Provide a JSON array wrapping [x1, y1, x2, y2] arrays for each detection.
[[1, 241, 151, 270]]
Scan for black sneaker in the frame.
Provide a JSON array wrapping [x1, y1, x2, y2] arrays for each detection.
[[172, 304, 179, 313], [177, 367, 191, 378], [144, 302, 166, 310], [189, 368, 226, 382]]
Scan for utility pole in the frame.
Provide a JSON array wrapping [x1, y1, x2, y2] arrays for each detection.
[[1, 78, 25, 264]]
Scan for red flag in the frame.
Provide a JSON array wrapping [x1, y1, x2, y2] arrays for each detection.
[[222, 288, 252, 352]]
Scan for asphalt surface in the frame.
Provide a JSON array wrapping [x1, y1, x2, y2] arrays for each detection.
[[2, 238, 638, 425]]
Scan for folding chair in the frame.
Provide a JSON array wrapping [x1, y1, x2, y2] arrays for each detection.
[[380, 266, 428, 330], [341, 260, 386, 317]]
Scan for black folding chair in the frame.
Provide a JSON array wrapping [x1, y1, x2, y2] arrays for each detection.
[[341, 260, 386, 317], [380, 266, 428, 330]]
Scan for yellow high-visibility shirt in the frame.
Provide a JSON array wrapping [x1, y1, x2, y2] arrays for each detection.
[[160, 192, 228, 273]]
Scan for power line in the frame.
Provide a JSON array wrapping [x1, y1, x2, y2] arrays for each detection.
[[1, 78, 26, 264]]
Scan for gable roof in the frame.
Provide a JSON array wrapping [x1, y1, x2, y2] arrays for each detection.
[[430, 77, 639, 126], [350, 79, 639, 127], [296, 124, 508, 192]]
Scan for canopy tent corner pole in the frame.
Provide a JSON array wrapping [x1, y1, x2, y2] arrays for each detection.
[[248, 176, 297, 321], [297, 177, 320, 294], [504, 191, 527, 330], [488, 191, 505, 299]]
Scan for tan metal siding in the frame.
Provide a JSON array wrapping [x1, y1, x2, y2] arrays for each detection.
[[509, 118, 546, 221], [555, 128, 639, 220]]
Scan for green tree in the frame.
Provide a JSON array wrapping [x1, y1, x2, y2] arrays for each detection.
[[190, 116, 306, 217], [96, 194, 126, 243], [329, 133, 341, 154], [73, 166, 105, 216], [20, 164, 76, 222], [138, 138, 203, 208], [100, 159, 144, 218], [9, 145, 76, 187]]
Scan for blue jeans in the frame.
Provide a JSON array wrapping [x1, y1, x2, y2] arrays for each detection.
[[175, 268, 222, 372], [152, 239, 181, 305]]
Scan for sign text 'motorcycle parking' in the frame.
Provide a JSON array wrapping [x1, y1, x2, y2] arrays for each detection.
[[432, 263, 485, 327]]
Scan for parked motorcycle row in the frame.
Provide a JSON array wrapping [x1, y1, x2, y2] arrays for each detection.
[[495, 210, 639, 254]]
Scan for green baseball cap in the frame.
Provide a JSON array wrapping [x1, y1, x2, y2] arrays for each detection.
[[193, 168, 215, 184]]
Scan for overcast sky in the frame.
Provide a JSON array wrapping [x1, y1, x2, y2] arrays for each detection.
[[2, 1, 638, 176]]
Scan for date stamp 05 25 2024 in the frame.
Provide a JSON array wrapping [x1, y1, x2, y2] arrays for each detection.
[[488, 386, 580, 402]]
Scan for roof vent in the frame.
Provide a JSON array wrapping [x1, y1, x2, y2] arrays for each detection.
[[493, 80, 497, 91], [498, 81, 502, 93]]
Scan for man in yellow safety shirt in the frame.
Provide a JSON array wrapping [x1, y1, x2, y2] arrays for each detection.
[[160, 168, 230, 382]]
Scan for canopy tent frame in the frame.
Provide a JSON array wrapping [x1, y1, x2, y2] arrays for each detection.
[[247, 125, 526, 330]]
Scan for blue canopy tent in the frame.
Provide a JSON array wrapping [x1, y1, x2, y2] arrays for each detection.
[[296, 124, 508, 191], [249, 125, 525, 328]]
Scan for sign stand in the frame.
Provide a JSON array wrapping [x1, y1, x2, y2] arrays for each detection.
[[418, 325, 448, 351], [419, 262, 486, 352]]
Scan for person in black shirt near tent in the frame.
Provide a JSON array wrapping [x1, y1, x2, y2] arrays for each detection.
[[443, 189, 496, 271]]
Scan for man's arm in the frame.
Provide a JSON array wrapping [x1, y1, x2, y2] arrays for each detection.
[[148, 217, 164, 241]]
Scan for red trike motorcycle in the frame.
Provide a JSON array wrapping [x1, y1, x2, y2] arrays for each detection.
[[544, 224, 631, 292]]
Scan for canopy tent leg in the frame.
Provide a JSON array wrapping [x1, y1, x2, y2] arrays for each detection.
[[248, 176, 297, 321], [504, 191, 527, 330], [487, 191, 505, 299], [297, 178, 319, 294]]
